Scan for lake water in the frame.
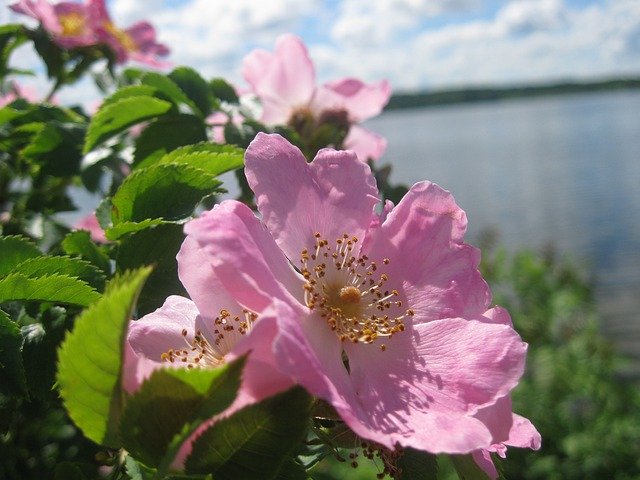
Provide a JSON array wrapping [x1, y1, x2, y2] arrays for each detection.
[[366, 91, 640, 365]]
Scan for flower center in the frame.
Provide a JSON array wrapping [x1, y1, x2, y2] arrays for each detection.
[[300, 233, 413, 351], [103, 22, 138, 52], [58, 12, 87, 37], [160, 308, 257, 368]]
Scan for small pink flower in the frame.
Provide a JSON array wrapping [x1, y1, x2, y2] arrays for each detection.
[[185, 133, 533, 454], [125, 237, 293, 469], [242, 34, 390, 161], [74, 211, 107, 243], [10, 0, 97, 49], [0, 82, 40, 107]]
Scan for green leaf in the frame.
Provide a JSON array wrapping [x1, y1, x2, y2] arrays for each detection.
[[141, 72, 200, 113], [105, 218, 168, 241], [100, 84, 159, 109], [169, 67, 214, 117], [62, 230, 111, 275], [111, 163, 222, 224], [152, 142, 244, 176], [21, 121, 86, 176], [450, 454, 492, 480], [397, 448, 438, 480], [210, 78, 239, 104], [273, 457, 312, 480], [53, 462, 87, 480], [0, 309, 27, 397], [0, 235, 42, 277], [84, 96, 173, 153], [121, 358, 245, 472], [185, 387, 313, 480], [133, 114, 207, 167], [57, 267, 153, 447], [0, 273, 100, 306], [116, 223, 186, 315], [13, 255, 106, 291]]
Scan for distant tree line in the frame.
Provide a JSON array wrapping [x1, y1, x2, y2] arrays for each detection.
[[387, 78, 640, 110]]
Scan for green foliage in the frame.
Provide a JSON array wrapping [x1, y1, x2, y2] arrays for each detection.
[[61, 231, 111, 275], [121, 358, 245, 473], [479, 244, 640, 480], [185, 387, 313, 480], [398, 449, 439, 480], [210, 78, 239, 104], [0, 273, 99, 306], [168, 67, 215, 117], [0, 235, 42, 277], [110, 163, 221, 223], [448, 455, 491, 480], [57, 267, 152, 447], [83, 96, 173, 153], [0, 309, 27, 397]]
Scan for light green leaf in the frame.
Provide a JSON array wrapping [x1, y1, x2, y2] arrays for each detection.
[[121, 358, 245, 473], [185, 387, 313, 480], [100, 85, 159, 109], [0, 309, 27, 397], [153, 142, 244, 177], [62, 230, 111, 275], [57, 267, 153, 447], [105, 218, 168, 241], [0, 273, 100, 306], [0, 235, 42, 277], [111, 163, 222, 224], [14, 255, 105, 291], [450, 454, 492, 480], [84, 96, 173, 153]]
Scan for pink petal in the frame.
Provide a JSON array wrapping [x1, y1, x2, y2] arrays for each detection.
[[317, 78, 391, 122], [121, 340, 160, 395], [505, 413, 541, 450], [343, 125, 388, 162], [334, 318, 527, 452], [472, 395, 515, 446], [472, 449, 499, 480], [177, 236, 243, 322], [74, 212, 107, 244], [245, 133, 379, 261], [184, 200, 303, 314], [362, 181, 491, 321], [11, 0, 61, 35], [127, 295, 200, 363], [242, 34, 316, 124]]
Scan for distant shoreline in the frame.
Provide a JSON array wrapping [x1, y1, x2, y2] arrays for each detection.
[[386, 78, 640, 110]]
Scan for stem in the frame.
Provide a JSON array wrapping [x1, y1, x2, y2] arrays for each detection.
[[45, 76, 64, 103]]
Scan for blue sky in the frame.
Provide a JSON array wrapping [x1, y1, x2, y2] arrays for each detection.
[[3, 0, 640, 104]]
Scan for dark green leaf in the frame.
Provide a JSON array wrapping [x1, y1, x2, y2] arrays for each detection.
[[0, 235, 42, 277], [53, 462, 87, 480], [121, 358, 245, 472], [13, 255, 106, 291], [450, 454, 492, 480], [169, 67, 214, 117], [210, 78, 239, 104], [141, 72, 200, 113], [0, 309, 27, 397], [397, 448, 438, 480], [84, 96, 173, 153], [116, 223, 186, 315], [0, 273, 100, 306], [62, 230, 111, 275], [185, 387, 313, 480], [274, 457, 312, 480], [57, 267, 153, 447], [111, 163, 222, 224], [133, 114, 207, 167]]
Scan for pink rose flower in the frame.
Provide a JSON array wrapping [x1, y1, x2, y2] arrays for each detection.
[[242, 34, 390, 162], [90, 0, 169, 67], [125, 236, 294, 469], [10, 0, 169, 66], [185, 132, 533, 454], [74, 211, 107, 243]]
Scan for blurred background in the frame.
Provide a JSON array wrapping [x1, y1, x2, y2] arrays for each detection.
[[2, 0, 639, 478]]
